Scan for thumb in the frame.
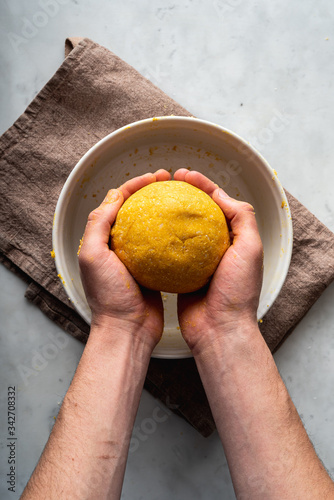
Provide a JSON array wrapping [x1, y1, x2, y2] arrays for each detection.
[[79, 189, 124, 258]]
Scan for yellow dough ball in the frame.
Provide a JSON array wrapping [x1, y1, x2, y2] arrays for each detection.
[[110, 180, 230, 293]]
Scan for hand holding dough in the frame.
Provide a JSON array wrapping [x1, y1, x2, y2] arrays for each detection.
[[111, 180, 230, 293]]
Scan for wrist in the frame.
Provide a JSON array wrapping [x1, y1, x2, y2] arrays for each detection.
[[88, 314, 156, 362], [190, 314, 261, 359]]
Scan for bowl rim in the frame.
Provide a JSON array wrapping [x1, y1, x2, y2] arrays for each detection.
[[52, 115, 293, 339]]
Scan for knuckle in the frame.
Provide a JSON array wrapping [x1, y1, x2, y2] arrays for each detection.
[[252, 239, 264, 262], [78, 250, 88, 268], [87, 208, 101, 222], [78, 253, 94, 273], [78, 247, 93, 269], [241, 201, 255, 212]]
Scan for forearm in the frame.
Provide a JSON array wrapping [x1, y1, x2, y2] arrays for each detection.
[[194, 321, 334, 499], [21, 321, 153, 500]]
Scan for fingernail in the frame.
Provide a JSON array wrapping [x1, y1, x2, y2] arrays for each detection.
[[103, 189, 120, 203], [144, 173, 156, 181], [217, 188, 228, 199]]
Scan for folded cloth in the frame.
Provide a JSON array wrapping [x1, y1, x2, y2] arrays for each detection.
[[1, 38, 334, 438]]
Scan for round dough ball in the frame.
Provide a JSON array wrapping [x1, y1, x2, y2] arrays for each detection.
[[110, 180, 230, 293]]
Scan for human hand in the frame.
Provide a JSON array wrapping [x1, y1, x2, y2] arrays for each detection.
[[173, 169, 263, 354], [78, 170, 171, 349]]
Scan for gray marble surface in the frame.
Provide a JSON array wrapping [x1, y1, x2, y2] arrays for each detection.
[[1, 0, 334, 498]]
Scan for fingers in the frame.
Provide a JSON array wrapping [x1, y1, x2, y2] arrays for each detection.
[[118, 173, 156, 200], [154, 169, 172, 182], [79, 170, 172, 261], [173, 168, 189, 181], [212, 188, 262, 257], [174, 169, 259, 242], [212, 188, 254, 227], [79, 189, 124, 260], [119, 169, 171, 200], [174, 169, 220, 198]]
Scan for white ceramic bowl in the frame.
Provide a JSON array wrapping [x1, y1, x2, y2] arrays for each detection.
[[53, 116, 293, 358]]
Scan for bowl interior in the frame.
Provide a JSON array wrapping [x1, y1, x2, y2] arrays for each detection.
[[53, 117, 292, 358]]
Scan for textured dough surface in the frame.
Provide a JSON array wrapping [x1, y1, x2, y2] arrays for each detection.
[[110, 180, 230, 293]]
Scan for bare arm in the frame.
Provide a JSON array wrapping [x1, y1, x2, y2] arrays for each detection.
[[175, 169, 334, 500], [21, 322, 153, 500], [21, 170, 170, 500], [195, 323, 334, 499]]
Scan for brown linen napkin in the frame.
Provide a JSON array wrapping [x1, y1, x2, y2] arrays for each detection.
[[1, 38, 334, 438]]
